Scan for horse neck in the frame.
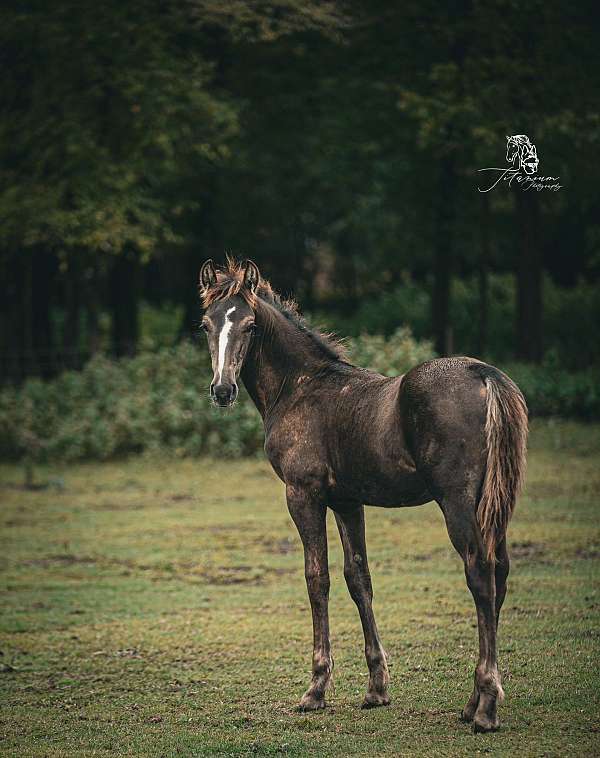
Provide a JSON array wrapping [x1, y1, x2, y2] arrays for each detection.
[[240, 299, 332, 420]]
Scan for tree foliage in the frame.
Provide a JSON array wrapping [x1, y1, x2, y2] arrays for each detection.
[[1, 0, 599, 375]]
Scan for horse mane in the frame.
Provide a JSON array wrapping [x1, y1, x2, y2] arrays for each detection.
[[200, 258, 347, 362]]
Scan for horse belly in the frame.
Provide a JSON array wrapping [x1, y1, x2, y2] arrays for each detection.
[[336, 454, 431, 508]]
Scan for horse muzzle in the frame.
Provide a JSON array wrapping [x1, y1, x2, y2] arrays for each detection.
[[211, 382, 238, 407]]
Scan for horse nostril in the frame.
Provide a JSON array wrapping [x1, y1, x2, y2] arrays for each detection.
[[210, 383, 215, 397]]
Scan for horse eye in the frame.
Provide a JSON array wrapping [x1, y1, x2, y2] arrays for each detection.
[[244, 323, 256, 334], [201, 322, 209, 333]]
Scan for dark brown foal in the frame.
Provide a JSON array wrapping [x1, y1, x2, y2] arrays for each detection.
[[199, 259, 527, 733]]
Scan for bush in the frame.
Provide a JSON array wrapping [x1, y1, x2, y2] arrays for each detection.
[[0, 329, 596, 465], [348, 327, 435, 376], [324, 274, 600, 370], [504, 360, 600, 420], [0, 343, 264, 463]]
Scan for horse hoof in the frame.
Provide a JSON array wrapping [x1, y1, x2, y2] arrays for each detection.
[[361, 692, 391, 709], [472, 716, 500, 733], [298, 694, 326, 712]]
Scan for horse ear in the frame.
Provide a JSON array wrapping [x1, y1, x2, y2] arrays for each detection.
[[199, 259, 217, 289], [243, 260, 260, 293]]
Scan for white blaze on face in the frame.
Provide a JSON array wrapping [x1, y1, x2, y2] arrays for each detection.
[[216, 306, 236, 384]]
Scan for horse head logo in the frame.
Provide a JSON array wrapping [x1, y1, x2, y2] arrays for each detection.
[[506, 134, 539, 175]]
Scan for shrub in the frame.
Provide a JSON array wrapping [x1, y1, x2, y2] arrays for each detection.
[[324, 274, 600, 370], [348, 327, 435, 376], [503, 360, 600, 420], [0, 329, 597, 465]]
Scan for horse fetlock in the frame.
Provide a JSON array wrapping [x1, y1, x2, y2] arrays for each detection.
[[311, 652, 332, 679], [365, 656, 390, 709], [475, 665, 503, 700], [369, 655, 389, 682], [365, 647, 386, 669], [472, 671, 502, 733]]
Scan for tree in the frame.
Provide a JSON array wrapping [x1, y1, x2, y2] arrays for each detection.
[[0, 0, 348, 367]]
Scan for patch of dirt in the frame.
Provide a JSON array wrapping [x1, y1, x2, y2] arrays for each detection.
[[24, 554, 99, 568], [92, 502, 147, 512], [116, 648, 143, 658], [190, 565, 294, 586], [575, 544, 600, 560], [4, 517, 37, 527], [510, 541, 547, 561], [526, 481, 590, 500], [22, 552, 293, 586], [256, 536, 296, 554], [409, 549, 446, 561]]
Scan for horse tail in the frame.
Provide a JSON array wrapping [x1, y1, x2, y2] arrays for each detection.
[[473, 364, 528, 562]]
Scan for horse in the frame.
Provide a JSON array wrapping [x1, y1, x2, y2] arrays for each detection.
[[198, 258, 528, 733]]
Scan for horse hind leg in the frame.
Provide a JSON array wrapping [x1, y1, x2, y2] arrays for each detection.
[[460, 535, 510, 727], [443, 504, 505, 733], [494, 538, 510, 628]]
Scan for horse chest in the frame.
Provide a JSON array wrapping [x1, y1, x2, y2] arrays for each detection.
[[264, 421, 329, 489]]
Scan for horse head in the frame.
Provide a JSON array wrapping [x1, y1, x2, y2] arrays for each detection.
[[199, 259, 260, 407]]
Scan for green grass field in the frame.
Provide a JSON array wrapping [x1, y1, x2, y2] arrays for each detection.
[[1, 420, 599, 756]]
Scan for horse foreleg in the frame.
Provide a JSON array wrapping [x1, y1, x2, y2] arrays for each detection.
[[334, 505, 390, 708], [286, 485, 332, 710]]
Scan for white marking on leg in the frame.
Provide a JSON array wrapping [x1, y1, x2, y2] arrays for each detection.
[[217, 307, 236, 384]]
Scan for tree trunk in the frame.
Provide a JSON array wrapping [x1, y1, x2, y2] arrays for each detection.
[[515, 191, 543, 363], [179, 184, 221, 339], [179, 244, 206, 340], [32, 248, 56, 377], [87, 280, 101, 356], [109, 251, 139, 357], [22, 250, 34, 376], [2, 246, 25, 383], [477, 194, 490, 356], [432, 156, 456, 356], [62, 255, 81, 370]]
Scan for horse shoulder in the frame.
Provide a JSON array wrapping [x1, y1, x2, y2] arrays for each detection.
[[264, 402, 330, 491]]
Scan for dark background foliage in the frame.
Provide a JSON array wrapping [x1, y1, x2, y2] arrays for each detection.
[[1, 1, 599, 432]]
